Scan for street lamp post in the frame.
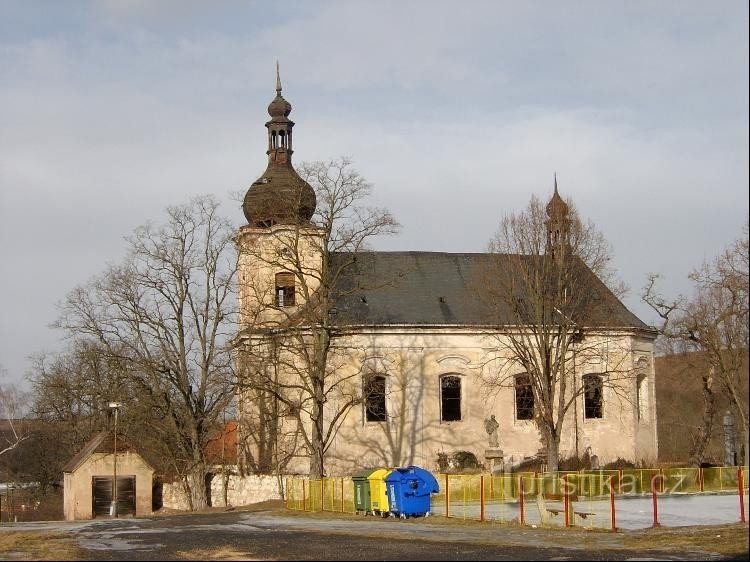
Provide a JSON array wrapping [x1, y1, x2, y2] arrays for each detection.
[[108, 401, 122, 518]]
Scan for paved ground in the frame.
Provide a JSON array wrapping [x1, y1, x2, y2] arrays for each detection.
[[437, 491, 749, 529], [1, 504, 748, 561]]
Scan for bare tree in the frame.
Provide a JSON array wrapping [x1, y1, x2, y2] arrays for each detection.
[[644, 222, 749, 465], [54, 195, 237, 509], [478, 192, 638, 471], [0, 366, 30, 458], [236, 157, 399, 478]]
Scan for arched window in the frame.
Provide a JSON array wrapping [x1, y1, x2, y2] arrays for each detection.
[[515, 374, 534, 421], [440, 375, 462, 422], [583, 374, 603, 419], [364, 374, 387, 422], [275, 272, 295, 307], [636, 373, 648, 421]]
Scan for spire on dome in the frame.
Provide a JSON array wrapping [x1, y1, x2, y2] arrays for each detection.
[[242, 63, 316, 228]]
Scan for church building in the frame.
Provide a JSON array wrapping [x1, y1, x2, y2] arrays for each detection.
[[235, 70, 658, 476]]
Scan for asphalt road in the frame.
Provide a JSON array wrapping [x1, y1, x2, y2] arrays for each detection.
[[2, 507, 748, 561]]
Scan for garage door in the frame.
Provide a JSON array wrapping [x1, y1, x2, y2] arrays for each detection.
[[92, 476, 136, 517]]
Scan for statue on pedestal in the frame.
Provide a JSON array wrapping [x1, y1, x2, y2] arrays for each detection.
[[484, 414, 499, 448]]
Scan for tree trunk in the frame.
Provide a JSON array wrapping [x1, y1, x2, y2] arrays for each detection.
[[185, 464, 209, 510], [689, 371, 716, 467], [546, 437, 560, 472], [309, 396, 325, 478]]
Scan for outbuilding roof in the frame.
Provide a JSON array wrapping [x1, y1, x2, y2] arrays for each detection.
[[62, 430, 148, 474]]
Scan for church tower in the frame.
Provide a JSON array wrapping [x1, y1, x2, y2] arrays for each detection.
[[237, 65, 323, 327]]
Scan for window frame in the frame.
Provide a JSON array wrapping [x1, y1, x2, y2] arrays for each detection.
[[363, 374, 388, 423], [582, 373, 604, 420], [514, 373, 534, 421], [274, 272, 296, 307], [439, 374, 462, 423]]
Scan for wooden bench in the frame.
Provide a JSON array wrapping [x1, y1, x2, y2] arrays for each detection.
[[536, 493, 596, 526]]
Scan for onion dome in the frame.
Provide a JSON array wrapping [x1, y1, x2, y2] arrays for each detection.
[[243, 164, 316, 227]]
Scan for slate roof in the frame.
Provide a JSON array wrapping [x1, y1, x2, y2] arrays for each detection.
[[328, 251, 651, 331]]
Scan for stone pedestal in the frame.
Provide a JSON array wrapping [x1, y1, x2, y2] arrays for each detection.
[[484, 448, 504, 473]]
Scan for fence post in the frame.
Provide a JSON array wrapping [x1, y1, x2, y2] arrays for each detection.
[[480, 475, 485, 522], [659, 468, 664, 493], [321, 479, 325, 512], [609, 475, 617, 532], [651, 474, 660, 527], [302, 479, 307, 512], [519, 476, 525, 526], [563, 474, 570, 527], [284, 478, 289, 509], [738, 467, 746, 524], [341, 478, 345, 513], [445, 473, 450, 518], [699, 467, 704, 492], [618, 468, 623, 494]]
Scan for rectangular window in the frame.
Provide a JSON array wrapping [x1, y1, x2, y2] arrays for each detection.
[[440, 376, 462, 422], [364, 375, 387, 422], [583, 374, 603, 419], [515, 374, 534, 420], [275, 272, 295, 307]]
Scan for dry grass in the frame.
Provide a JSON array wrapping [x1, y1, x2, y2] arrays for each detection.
[[622, 523, 750, 556], [174, 546, 270, 561], [0, 531, 81, 560]]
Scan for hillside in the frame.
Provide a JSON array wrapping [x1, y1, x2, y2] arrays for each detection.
[[655, 351, 748, 464]]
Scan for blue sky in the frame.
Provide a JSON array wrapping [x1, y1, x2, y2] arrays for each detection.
[[1, 1, 748, 386]]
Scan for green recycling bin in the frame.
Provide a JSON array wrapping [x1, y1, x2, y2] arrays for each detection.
[[352, 468, 378, 515]]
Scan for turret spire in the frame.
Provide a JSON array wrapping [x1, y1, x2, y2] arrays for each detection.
[[276, 60, 282, 94], [545, 174, 571, 259]]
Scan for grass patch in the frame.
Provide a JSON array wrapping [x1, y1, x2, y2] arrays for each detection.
[[622, 523, 750, 556], [0, 531, 81, 560], [173, 546, 270, 560]]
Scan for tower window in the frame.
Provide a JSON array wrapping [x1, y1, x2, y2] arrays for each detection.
[[583, 374, 604, 419], [275, 272, 295, 307], [364, 374, 387, 422], [440, 375, 462, 422], [515, 374, 534, 421]]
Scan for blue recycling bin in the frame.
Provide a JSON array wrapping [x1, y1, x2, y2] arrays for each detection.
[[384, 466, 440, 517]]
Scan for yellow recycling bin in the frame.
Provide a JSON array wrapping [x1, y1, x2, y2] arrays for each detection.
[[368, 468, 394, 516]]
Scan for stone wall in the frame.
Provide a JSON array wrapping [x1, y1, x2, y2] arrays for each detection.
[[162, 472, 284, 510]]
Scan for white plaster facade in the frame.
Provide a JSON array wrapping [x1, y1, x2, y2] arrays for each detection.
[[238, 327, 657, 476]]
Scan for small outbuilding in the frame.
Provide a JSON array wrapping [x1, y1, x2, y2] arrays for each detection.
[[62, 430, 154, 520]]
